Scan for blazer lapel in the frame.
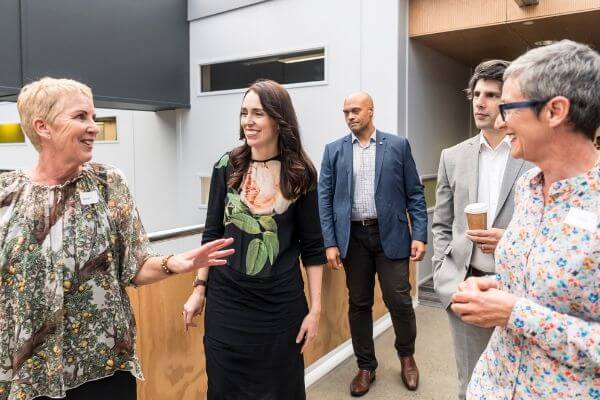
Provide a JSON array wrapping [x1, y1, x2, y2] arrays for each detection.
[[493, 156, 524, 224], [467, 137, 480, 204], [343, 135, 353, 193], [374, 130, 387, 192]]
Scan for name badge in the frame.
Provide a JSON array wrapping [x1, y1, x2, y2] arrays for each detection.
[[565, 207, 597, 232], [80, 191, 99, 205]]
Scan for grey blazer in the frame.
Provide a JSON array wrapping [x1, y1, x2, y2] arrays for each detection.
[[431, 135, 533, 309]]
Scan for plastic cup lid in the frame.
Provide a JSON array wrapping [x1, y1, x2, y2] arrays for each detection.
[[464, 203, 488, 214]]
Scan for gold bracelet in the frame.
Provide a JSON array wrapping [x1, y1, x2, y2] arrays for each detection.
[[161, 255, 175, 275]]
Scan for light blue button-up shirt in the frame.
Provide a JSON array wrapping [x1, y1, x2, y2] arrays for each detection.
[[351, 129, 377, 220]]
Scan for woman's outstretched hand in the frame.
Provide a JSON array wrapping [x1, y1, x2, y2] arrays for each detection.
[[171, 238, 235, 274]]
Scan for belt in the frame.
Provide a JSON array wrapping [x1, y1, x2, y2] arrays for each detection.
[[351, 218, 378, 226]]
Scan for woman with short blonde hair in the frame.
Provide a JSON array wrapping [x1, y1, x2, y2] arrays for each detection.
[[0, 77, 234, 400]]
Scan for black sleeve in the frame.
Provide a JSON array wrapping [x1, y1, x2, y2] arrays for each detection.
[[201, 155, 229, 245], [294, 189, 327, 267]]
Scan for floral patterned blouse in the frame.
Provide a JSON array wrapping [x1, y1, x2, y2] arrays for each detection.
[[0, 163, 154, 400], [468, 165, 600, 399]]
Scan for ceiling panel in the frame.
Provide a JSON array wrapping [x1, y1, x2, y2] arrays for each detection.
[[412, 10, 600, 67]]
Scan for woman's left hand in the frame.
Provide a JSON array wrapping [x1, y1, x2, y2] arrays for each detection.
[[451, 288, 518, 328], [171, 238, 235, 273], [296, 311, 320, 354]]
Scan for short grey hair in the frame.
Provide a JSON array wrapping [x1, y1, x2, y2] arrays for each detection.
[[504, 40, 600, 140]]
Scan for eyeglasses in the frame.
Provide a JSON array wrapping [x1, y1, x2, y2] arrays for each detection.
[[498, 99, 548, 121]]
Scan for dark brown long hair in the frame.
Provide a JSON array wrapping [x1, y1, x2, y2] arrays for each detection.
[[228, 79, 317, 199]]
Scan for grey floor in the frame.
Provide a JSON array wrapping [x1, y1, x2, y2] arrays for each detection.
[[307, 305, 457, 400]]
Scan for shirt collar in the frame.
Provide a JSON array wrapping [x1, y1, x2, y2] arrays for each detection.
[[352, 128, 377, 144], [528, 158, 600, 201], [479, 131, 512, 152]]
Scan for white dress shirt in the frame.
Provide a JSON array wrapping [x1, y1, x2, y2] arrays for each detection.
[[470, 132, 512, 273]]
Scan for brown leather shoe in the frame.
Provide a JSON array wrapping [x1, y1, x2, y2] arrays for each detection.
[[350, 369, 376, 397], [400, 356, 419, 391]]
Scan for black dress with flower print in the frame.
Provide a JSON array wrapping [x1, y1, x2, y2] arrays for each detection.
[[201, 153, 326, 400]]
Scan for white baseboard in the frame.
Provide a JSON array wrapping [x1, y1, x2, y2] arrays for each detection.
[[304, 313, 393, 388]]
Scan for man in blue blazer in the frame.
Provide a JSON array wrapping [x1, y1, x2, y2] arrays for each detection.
[[318, 92, 427, 396]]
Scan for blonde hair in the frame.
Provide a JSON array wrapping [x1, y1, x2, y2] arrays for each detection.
[[16, 77, 93, 151]]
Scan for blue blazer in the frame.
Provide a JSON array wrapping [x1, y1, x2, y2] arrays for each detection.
[[318, 130, 428, 259]]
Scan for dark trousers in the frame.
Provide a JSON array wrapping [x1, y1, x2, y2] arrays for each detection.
[[343, 224, 416, 371], [36, 370, 136, 400]]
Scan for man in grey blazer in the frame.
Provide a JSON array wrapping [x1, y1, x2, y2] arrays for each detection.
[[432, 60, 532, 400]]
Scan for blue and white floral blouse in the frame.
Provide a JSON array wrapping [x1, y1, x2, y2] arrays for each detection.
[[468, 165, 600, 399]]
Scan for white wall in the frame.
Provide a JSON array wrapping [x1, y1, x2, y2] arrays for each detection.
[[0, 103, 180, 233], [188, 0, 270, 20], [406, 40, 471, 177], [405, 40, 472, 282], [181, 0, 403, 224]]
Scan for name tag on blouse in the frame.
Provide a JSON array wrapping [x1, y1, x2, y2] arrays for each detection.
[[80, 191, 100, 205], [565, 207, 597, 232]]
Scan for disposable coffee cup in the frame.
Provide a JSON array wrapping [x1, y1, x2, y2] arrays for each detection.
[[464, 203, 488, 230]]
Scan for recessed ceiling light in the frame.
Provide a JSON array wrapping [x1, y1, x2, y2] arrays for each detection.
[[534, 40, 556, 46], [523, 21, 535, 25]]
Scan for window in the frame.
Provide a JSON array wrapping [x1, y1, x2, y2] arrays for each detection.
[[199, 174, 211, 208], [0, 123, 25, 144], [95, 117, 117, 141], [0, 118, 117, 144], [200, 48, 325, 93]]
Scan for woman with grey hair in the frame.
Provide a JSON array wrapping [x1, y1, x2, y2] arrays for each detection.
[[0, 77, 234, 400], [450, 40, 600, 399]]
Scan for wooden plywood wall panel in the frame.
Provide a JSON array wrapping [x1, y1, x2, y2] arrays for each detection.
[[131, 261, 416, 399], [507, 0, 600, 21], [410, 0, 506, 36], [508, 10, 600, 50], [413, 24, 528, 67], [132, 272, 207, 400]]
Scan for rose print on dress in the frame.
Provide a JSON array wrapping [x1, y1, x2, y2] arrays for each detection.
[[240, 160, 292, 216]]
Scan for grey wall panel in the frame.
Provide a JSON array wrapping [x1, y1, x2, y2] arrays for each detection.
[[407, 40, 471, 177], [0, 0, 22, 97], [188, 0, 269, 20], [21, 0, 189, 109]]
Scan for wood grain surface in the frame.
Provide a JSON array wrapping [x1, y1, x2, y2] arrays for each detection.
[[409, 0, 600, 37], [506, 0, 600, 21]]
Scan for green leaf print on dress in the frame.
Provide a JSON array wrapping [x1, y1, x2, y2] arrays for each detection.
[[228, 213, 261, 234], [258, 216, 277, 232], [219, 157, 294, 276], [215, 153, 229, 169], [246, 238, 269, 276], [262, 231, 279, 265], [224, 195, 280, 275]]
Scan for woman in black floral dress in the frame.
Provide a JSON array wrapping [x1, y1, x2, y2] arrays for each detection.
[[183, 80, 326, 399]]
